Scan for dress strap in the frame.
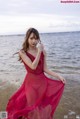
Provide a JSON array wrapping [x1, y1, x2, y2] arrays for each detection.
[[26, 51, 43, 59]]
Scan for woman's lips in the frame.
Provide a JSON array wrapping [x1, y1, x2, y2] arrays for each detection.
[[32, 43, 36, 46]]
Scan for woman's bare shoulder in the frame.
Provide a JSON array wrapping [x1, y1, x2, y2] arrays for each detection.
[[19, 49, 26, 55], [19, 50, 31, 61]]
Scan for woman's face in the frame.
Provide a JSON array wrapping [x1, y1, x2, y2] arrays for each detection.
[[28, 33, 39, 47]]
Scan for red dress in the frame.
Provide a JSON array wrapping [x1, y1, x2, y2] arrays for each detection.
[[6, 51, 65, 119]]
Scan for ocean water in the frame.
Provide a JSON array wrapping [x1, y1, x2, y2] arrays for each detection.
[[0, 31, 80, 87]]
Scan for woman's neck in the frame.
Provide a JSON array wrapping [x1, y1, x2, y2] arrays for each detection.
[[28, 46, 37, 52]]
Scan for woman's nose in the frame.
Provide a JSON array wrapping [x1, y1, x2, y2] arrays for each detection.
[[33, 39, 37, 43]]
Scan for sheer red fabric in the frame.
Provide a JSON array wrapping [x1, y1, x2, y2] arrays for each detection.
[[6, 51, 65, 119]]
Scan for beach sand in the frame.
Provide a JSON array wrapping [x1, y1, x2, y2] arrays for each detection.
[[0, 79, 80, 119], [0, 84, 18, 111], [54, 79, 80, 119]]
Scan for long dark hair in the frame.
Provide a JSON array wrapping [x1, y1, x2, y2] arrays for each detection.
[[13, 28, 40, 62]]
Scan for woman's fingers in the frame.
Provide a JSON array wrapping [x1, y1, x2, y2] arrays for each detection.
[[62, 78, 66, 84], [37, 42, 44, 51]]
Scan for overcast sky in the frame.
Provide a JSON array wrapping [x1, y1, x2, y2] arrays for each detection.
[[0, 0, 80, 34]]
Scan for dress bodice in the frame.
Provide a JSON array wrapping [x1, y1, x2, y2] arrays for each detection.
[[22, 51, 44, 74]]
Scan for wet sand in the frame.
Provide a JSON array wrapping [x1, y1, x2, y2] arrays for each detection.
[[0, 79, 80, 119], [0, 84, 18, 111], [54, 79, 80, 119]]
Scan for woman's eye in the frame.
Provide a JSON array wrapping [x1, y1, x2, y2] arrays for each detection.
[[30, 37, 37, 40], [30, 37, 33, 40]]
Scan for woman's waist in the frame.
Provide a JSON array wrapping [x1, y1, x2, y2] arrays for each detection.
[[27, 71, 44, 75], [26, 72, 46, 80], [26, 72, 47, 85]]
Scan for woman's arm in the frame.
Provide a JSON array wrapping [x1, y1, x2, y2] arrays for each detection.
[[19, 49, 42, 70], [19, 42, 44, 70], [43, 50, 66, 84]]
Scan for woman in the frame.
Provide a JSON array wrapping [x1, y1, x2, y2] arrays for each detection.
[[6, 27, 66, 119]]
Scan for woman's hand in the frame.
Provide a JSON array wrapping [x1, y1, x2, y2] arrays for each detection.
[[59, 75, 66, 84], [37, 42, 44, 52]]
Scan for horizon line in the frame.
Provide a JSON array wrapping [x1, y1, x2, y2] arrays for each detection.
[[0, 30, 80, 37]]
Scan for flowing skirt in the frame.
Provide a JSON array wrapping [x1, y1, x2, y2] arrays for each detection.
[[6, 73, 65, 119]]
